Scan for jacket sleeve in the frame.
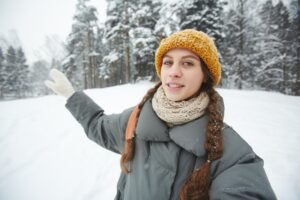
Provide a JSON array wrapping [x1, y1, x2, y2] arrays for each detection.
[[209, 125, 277, 200], [65, 91, 133, 154]]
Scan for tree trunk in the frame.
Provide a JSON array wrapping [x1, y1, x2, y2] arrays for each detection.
[[124, 1, 131, 83], [237, 0, 245, 90], [87, 31, 93, 88]]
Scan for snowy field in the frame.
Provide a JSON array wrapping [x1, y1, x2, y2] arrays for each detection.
[[0, 81, 299, 200]]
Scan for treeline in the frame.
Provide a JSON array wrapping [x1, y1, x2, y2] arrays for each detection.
[[221, 0, 300, 94], [62, 0, 299, 95], [0, 0, 299, 100], [0, 45, 54, 99], [0, 46, 30, 99]]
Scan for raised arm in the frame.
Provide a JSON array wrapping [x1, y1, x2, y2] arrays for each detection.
[[65, 91, 132, 153], [45, 69, 132, 153]]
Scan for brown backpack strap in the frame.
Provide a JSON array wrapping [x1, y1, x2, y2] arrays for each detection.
[[125, 106, 140, 140]]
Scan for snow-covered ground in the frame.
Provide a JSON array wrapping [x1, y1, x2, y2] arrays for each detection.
[[0, 81, 299, 200]]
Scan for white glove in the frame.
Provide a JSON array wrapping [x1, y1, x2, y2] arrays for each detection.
[[45, 69, 75, 99]]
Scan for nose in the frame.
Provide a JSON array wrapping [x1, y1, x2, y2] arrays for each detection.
[[169, 62, 182, 78]]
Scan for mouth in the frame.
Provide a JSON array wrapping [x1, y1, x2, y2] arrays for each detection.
[[167, 83, 184, 88]]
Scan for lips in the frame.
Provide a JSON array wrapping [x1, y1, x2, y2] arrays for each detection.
[[167, 83, 184, 88]]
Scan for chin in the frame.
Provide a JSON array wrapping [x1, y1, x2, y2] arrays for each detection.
[[166, 94, 183, 102]]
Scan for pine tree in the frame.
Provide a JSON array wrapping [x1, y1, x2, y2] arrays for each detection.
[[256, 0, 277, 90], [154, 1, 179, 38], [130, 0, 162, 81], [256, 0, 292, 93], [290, 0, 300, 95], [4, 46, 17, 97], [64, 0, 100, 89], [221, 0, 259, 89], [1, 46, 30, 98], [178, 0, 224, 44], [103, 0, 137, 85], [0, 47, 5, 98], [101, 0, 122, 86], [17, 47, 30, 97], [274, 1, 294, 94], [296, 0, 300, 95]]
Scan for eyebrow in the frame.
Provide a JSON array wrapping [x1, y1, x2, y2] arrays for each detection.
[[182, 55, 200, 60], [163, 54, 200, 61]]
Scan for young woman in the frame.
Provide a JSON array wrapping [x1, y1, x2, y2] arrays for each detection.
[[45, 29, 276, 200]]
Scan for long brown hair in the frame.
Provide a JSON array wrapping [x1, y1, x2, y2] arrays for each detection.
[[120, 60, 224, 200]]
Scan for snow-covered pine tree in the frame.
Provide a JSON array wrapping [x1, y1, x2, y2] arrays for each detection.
[[0, 47, 5, 98], [273, 1, 295, 94], [178, 0, 224, 44], [221, 8, 240, 88], [289, 0, 300, 95], [3, 46, 17, 98], [296, 0, 300, 95], [130, 0, 162, 81], [16, 48, 29, 98], [101, 0, 123, 86], [221, 0, 258, 89], [154, 1, 179, 38], [64, 0, 99, 90], [103, 0, 137, 85], [256, 0, 292, 93]]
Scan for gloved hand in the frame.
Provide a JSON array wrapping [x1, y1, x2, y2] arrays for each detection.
[[45, 69, 75, 99]]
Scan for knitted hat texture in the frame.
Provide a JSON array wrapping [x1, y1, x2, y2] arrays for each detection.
[[155, 29, 221, 86]]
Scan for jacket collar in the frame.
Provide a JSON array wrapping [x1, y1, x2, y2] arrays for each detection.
[[135, 100, 207, 157]]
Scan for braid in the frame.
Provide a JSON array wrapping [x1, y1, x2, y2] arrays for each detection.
[[205, 87, 224, 161], [180, 62, 224, 200], [120, 82, 162, 174]]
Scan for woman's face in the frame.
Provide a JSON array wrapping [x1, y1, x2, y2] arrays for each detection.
[[161, 48, 205, 102]]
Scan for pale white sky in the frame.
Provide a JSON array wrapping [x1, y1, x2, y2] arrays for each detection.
[[0, 0, 107, 64]]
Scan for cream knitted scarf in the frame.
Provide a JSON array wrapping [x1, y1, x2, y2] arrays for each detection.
[[152, 86, 209, 126]]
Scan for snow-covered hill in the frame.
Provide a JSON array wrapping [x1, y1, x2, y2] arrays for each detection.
[[1, 81, 299, 200]]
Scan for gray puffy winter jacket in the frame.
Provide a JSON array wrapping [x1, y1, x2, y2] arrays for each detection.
[[65, 91, 277, 200]]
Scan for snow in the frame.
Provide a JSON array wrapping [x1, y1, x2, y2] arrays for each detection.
[[0, 81, 299, 200], [102, 51, 119, 63]]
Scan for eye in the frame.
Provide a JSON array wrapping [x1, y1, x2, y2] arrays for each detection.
[[182, 61, 194, 67], [162, 60, 173, 66]]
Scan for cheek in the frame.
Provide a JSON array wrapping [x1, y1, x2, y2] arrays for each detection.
[[189, 70, 204, 90], [160, 69, 167, 83]]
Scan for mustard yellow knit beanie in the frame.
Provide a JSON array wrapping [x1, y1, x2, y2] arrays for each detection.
[[155, 29, 221, 86]]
